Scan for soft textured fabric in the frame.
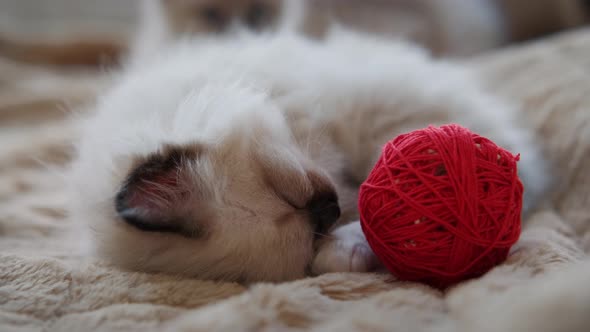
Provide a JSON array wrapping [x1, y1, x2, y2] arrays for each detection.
[[1, 29, 590, 332]]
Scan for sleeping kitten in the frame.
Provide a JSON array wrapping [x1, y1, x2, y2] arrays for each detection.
[[69, 28, 548, 282]]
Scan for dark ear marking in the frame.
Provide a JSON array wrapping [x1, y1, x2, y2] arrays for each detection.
[[115, 143, 206, 236], [124, 144, 202, 196]]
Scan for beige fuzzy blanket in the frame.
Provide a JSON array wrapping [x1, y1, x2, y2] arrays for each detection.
[[2, 29, 590, 332]]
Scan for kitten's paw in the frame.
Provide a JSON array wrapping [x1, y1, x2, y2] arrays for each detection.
[[312, 221, 381, 274]]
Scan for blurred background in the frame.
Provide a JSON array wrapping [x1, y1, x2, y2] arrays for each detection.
[[0, 0, 587, 126], [0, 0, 135, 42], [0, 0, 589, 67], [0, 0, 586, 130]]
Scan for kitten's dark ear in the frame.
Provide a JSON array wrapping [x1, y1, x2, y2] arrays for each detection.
[[115, 144, 203, 235]]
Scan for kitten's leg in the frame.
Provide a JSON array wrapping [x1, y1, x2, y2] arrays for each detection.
[[312, 221, 383, 274]]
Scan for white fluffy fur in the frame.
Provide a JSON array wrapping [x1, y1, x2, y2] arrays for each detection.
[[69, 27, 548, 282]]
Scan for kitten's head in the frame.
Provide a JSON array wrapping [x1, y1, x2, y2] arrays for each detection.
[[70, 78, 340, 282], [161, 0, 284, 35]]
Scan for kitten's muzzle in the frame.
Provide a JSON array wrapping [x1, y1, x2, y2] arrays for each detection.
[[307, 191, 340, 235]]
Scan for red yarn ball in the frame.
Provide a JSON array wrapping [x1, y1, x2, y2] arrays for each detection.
[[358, 124, 523, 288]]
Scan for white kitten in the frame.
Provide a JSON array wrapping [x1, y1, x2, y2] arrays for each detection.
[[69, 28, 547, 282]]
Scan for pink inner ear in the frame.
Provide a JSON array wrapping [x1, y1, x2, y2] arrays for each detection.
[[125, 169, 186, 214], [117, 143, 205, 225]]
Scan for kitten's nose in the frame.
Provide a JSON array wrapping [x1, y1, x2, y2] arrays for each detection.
[[307, 191, 341, 234]]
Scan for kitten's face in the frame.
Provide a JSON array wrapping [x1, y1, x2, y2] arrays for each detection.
[[162, 0, 283, 35], [72, 84, 340, 282]]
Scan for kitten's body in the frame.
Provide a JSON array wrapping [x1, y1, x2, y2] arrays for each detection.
[[70, 29, 547, 282]]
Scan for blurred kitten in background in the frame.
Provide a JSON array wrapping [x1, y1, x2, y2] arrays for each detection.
[[129, 0, 300, 62], [0, 0, 588, 66], [0, 0, 302, 67], [133, 0, 506, 58]]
